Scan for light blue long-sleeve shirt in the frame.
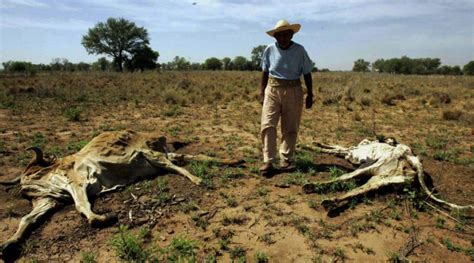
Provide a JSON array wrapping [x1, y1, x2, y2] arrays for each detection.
[[261, 42, 313, 80]]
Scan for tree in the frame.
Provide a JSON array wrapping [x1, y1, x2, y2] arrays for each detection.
[[372, 59, 385, 72], [251, 45, 267, 70], [77, 62, 91, 71], [82, 18, 149, 72], [92, 57, 111, 71], [127, 46, 159, 71], [451, 65, 462, 75], [203, 57, 222, 70], [463, 61, 474, 75], [2, 61, 33, 73], [352, 59, 370, 72], [222, 57, 232, 70], [190, 63, 202, 70], [233, 56, 251, 71], [168, 56, 190, 70]]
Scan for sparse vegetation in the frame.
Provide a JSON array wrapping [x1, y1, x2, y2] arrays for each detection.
[[1, 71, 472, 262], [108, 225, 154, 262], [159, 235, 199, 262]]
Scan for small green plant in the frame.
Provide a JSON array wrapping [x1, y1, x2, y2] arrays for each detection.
[[64, 106, 82, 121], [230, 246, 246, 260], [259, 233, 275, 245], [191, 213, 209, 230], [160, 235, 199, 262], [387, 251, 402, 262], [442, 237, 463, 252], [222, 214, 249, 226], [189, 161, 214, 189], [221, 193, 238, 207], [163, 105, 182, 117], [389, 208, 401, 221], [283, 196, 297, 205], [425, 136, 447, 150], [329, 166, 344, 178], [29, 132, 47, 149], [180, 201, 199, 213], [80, 251, 97, 263], [433, 150, 451, 161], [253, 251, 269, 263], [282, 172, 308, 186], [295, 150, 316, 173], [108, 225, 154, 262], [219, 237, 231, 251], [435, 216, 445, 228], [308, 199, 318, 210], [256, 187, 269, 197], [67, 140, 89, 153], [333, 247, 346, 261]]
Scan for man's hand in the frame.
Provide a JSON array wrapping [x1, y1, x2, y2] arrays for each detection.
[[305, 94, 313, 109]]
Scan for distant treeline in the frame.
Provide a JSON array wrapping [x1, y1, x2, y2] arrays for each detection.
[[353, 57, 474, 75], [2, 56, 473, 76]]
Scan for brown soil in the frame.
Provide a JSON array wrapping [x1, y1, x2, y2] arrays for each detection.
[[0, 72, 473, 262]]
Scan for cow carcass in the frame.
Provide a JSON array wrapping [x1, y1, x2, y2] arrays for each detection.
[[0, 130, 243, 257], [302, 138, 474, 212]]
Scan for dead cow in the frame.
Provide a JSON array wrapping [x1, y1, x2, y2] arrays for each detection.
[[0, 130, 243, 257], [302, 138, 474, 212]]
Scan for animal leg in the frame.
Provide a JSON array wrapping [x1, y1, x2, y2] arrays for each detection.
[[303, 163, 377, 193], [321, 175, 411, 210], [1, 197, 57, 257], [167, 153, 244, 166], [69, 184, 116, 227], [302, 143, 349, 157], [142, 151, 203, 185]]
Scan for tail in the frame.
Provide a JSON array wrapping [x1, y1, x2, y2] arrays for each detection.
[[407, 155, 473, 212]]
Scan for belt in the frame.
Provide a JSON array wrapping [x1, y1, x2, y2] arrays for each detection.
[[268, 76, 301, 87]]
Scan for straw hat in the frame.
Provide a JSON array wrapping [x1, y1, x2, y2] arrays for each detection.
[[266, 19, 301, 37]]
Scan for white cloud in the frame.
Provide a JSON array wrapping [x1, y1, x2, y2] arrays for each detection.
[[0, 16, 91, 31], [1, 0, 472, 33], [0, 0, 48, 8]]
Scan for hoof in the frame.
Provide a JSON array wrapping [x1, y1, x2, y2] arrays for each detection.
[[321, 199, 337, 211], [90, 213, 118, 228], [105, 212, 118, 223], [194, 178, 203, 186], [1, 240, 21, 261]]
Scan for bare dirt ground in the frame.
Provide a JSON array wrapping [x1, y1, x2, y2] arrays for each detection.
[[0, 71, 473, 262]]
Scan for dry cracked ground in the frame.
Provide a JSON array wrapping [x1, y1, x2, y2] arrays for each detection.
[[0, 71, 473, 262]]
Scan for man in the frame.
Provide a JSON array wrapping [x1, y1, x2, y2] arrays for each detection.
[[259, 19, 314, 175]]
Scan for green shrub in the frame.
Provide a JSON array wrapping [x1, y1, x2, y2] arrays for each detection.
[[64, 106, 82, 121], [108, 225, 154, 262], [254, 251, 269, 263], [160, 235, 199, 262]]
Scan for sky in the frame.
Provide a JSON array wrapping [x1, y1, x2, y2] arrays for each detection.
[[0, 0, 473, 70]]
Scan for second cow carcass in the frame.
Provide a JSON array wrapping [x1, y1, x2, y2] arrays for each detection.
[[302, 138, 473, 212]]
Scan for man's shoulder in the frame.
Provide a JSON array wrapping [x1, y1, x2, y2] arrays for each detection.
[[291, 42, 305, 50], [265, 43, 276, 50]]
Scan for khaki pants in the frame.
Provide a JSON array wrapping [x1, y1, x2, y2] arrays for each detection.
[[261, 78, 304, 164]]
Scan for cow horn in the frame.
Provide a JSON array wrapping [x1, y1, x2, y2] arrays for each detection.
[[27, 147, 45, 164]]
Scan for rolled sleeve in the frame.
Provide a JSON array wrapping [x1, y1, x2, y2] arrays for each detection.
[[261, 46, 271, 72]]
